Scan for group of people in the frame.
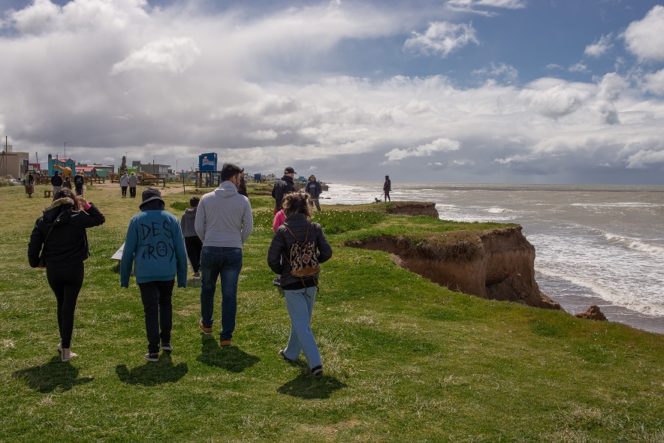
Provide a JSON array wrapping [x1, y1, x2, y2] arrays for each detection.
[[119, 172, 138, 198], [50, 171, 86, 197], [28, 163, 332, 377]]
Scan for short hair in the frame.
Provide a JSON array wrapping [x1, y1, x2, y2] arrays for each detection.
[[221, 163, 243, 181], [190, 196, 200, 207], [282, 192, 311, 219]]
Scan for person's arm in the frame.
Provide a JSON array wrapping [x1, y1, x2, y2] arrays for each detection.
[[194, 200, 205, 241], [241, 198, 253, 243], [27, 219, 44, 268], [69, 200, 105, 228], [172, 216, 188, 288], [267, 230, 285, 274], [316, 224, 333, 264], [272, 210, 285, 232], [120, 219, 137, 288]]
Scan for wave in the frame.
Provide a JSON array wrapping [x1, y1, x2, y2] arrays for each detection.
[[603, 232, 664, 258], [570, 202, 662, 209]]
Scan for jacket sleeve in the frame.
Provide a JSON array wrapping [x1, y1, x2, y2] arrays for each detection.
[[172, 216, 188, 288], [267, 230, 285, 274], [241, 198, 253, 243], [120, 220, 137, 288], [194, 200, 205, 241], [27, 219, 44, 268], [316, 224, 333, 264], [70, 204, 105, 228]]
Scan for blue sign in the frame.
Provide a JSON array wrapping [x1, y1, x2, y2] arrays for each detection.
[[199, 153, 217, 172]]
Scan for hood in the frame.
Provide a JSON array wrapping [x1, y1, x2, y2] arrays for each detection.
[[214, 181, 238, 198], [43, 197, 75, 222]]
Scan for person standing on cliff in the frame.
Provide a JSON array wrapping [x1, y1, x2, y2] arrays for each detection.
[[271, 167, 296, 214], [383, 175, 391, 202]]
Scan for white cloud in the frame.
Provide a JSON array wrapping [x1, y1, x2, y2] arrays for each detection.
[[626, 148, 664, 169], [473, 63, 518, 84], [446, 0, 526, 16], [624, 5, 664, 62], [111, 37, 201, 75], [643, 69, 664, 96], [545, 63, 564, 71], [404, 21, 478, 57], [385, 138, 460, 162], [584, 34, 613, 58], [519, 78, 593, 119], [568, 62, 589, 73]]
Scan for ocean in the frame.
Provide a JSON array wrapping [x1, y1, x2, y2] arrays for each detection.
[[321, 182, 664, 334]]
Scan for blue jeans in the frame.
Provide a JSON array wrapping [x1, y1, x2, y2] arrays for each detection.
[[282, 286, 321, 369], [200, 247, 243, 340]]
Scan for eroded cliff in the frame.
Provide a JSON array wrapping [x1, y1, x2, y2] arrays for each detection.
[[347, 226, 560, 310]]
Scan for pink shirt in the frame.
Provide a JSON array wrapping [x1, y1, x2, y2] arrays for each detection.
[[272, 209, 286, 232]]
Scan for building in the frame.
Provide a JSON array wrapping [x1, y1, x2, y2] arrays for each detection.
[[47, 154, 76, 176], [132, 161, 170, 176], [0, 150, 29, 178]]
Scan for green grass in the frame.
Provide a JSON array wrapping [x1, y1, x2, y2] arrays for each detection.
[[1, 184, 663, 441]]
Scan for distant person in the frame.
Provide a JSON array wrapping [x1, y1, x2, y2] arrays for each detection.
[[383, 175, 391, 202], [267, 192, 332, 377], [129, 172, 138, 198], [180, 196, 203, 278], [27, 188, 105, 361], [238, 169, 248, 197], [195, 163, 253, 346], [120, 188, 188, 362], [63, 176, 72, 190], [119, 173, 129, 198], [25, 173, 34, 198], [271, 166, 296, 214], [51, 171, 63, 198], [73, 172, 84, 196], [305, 175, 322, 211]]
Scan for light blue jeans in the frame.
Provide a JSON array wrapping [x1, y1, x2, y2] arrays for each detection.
[[282, 286, 322, 369]]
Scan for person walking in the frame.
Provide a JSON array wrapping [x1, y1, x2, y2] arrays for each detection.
[[27, 188, 105, 361], [195, 163, 253, 346], [51, 171, 63, 198], [383, 175, 391, 202], [268, 192, 332, 377], [119, 173, 129, 198], [120, 188, 188, 361], [129, 173, 138, 198], [271, 166, 296, 214], [25, 172, 35, 198], [74, 172, 84, 196], [305, 175, 322, 211], [180, 197, 203, 278]]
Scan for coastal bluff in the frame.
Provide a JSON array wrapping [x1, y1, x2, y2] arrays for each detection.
[[347, 225, 560, 310]]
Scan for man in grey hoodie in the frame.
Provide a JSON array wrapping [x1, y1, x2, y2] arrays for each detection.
[[195, 163, 253, 346]]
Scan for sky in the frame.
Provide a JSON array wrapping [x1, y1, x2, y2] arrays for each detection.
[[1, 0, 664, 184]]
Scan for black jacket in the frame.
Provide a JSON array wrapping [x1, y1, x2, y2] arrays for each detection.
[[267, 214, 332, 289], [305, 181, 322, 198], [28, 197, 105, 268], [51, 175, 63, 186], [271, 175, 295, 210]]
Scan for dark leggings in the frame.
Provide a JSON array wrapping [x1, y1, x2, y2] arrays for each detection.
[[46, 262, 84, 348], [185, 236, 202, 273], [138, 280, 174, 353]]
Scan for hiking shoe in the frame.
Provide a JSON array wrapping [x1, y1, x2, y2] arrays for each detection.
[[144, 352, 159, 362], [311, 365, 323, 377], [61, 349, 78, 362], [279, 349, 297, 364], [193, 272, 200, 279], [199, 321, 212, 335], [220, 339, 232, 347], [161, 343, 173, 352]]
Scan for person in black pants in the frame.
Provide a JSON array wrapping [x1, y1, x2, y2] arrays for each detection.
[[180, 197, 203, 278], [28, 188, 105, 362]]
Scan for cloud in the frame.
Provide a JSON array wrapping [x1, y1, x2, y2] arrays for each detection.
[[111, 37, 201, 75], [446, 0, 526, 16], [472, 63, 518, 84], [624, 5, 664, 62], [568, 62, 589, 73], [626, 148, 664, 169], [584, 33, 613, 58], [385, 138, 460, 161], [519, 78, 593, 119], [404, 21, 478, 57], [643, 69, 664, 96]]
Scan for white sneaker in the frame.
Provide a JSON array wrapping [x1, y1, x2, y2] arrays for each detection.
[[61, 349, 78, 362]]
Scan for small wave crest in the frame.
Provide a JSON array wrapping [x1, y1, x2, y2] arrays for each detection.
[[602, 232, 664, 258]]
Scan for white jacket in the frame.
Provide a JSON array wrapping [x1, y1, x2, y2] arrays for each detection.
[[120, 175, 129, 187], [195, 181, 253, 248]]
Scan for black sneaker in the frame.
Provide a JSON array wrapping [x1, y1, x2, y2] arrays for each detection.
[[279, 349, 297, 364], [161, 343, 173, 352], [144, 352, 159, 362], [311, 365, 323, 377]]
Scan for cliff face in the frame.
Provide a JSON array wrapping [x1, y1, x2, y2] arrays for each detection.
[[347, 226, 560, 310]]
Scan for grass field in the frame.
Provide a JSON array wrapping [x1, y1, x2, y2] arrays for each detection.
[[1, 183, 663, 441]]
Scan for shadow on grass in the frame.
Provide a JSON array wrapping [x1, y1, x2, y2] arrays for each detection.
[[12, 357, 94, 393], [197, 335, 260, 372], [116, 353, 188, 386], [277, 373, 347, 399]]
